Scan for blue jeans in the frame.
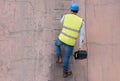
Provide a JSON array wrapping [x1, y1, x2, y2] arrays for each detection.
[[55, 38, 74, 72]]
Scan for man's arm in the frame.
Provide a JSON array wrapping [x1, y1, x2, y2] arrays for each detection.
[[60, 15, 65, 23], [79, 21, 85, 50]]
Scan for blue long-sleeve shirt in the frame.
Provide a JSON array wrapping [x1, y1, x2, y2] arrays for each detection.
[[60, 15, 85, 46]]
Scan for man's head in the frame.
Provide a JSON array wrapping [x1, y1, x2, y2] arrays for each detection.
[[70, 3, 80, 14]]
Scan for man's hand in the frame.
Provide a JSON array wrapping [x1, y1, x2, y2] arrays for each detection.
[[79, 46, 83, 50]]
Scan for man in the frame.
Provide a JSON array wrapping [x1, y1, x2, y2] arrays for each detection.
[[55, 3, 85, 78]]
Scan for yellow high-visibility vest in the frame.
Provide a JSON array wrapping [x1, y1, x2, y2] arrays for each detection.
[[58, 14, 83, 46]]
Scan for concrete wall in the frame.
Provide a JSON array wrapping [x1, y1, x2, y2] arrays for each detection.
[[83, 0, 120, 81], [0, 0, 120, 81], [0, 0, 73, 81], [0, 0, 55, 81]]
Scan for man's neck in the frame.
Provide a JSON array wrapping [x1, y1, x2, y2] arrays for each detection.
[[69, 11, 77, 15]]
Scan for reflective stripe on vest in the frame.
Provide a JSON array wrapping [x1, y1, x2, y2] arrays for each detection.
[[61, 32, 76, 40], [63, 26, 80, 33], [58, 14, 83, 46]]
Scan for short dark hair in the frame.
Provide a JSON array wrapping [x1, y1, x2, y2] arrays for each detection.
[[71, 10, 78, 13]]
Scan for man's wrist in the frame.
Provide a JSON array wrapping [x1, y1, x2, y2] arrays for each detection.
[[79, 45, 83, 50]]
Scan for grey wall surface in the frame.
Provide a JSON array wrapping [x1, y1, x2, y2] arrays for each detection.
[[0, 0, 56, 81], [84, 0, 120, 81], [0, 0, 73, 81]]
